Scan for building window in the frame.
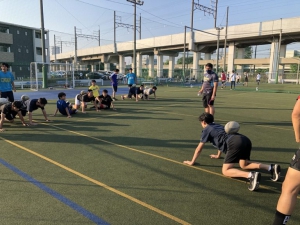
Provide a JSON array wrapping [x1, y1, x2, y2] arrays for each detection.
[[36, 47, 42, 55], [28, 67, 30, 71], [20, 67, 22, 71], [18, 48, 21, 52], [26, 49, 29, 53], [0, 26, 9, 33], [0, 45, 9, 52], [17, 30, 20, 34], [35, 32, 41, 39], [25, 31, 27, 36]]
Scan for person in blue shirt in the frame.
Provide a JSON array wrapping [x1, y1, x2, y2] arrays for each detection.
[[53, 92, 77, 118], [183, 113, 280, 191], [0, 63, 16, 102], [110, 69, 119, 100], [126, 68, 136, 88]]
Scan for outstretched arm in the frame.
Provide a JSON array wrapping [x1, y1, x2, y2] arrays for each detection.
[[17, 111, 28, 126], [42, 109, 50, 121], [292, 98, 300, 142], [53, 108, 58, 116], [0, 112, 5, 131], [183, 142, 205, 165]]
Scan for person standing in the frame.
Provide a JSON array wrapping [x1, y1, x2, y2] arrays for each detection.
[[230, 70, 236, 90], [0, 63, 16, 102], [256, 73, 261, 85], [221, 71, 226, 89], [110, 69, 119, 100], [272, 96, 300, 225], [236, 73, 240, 84], [126, 68, 136, 88], [198, 63, 218, 115]]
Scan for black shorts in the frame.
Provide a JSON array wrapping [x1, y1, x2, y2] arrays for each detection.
[[202, 93, 214, 108], [112, 85, 118, 92], [224, 135, 252, 164], [290, 149, 300, 171], [128, 84, 133, 88], [221, 80, 226, 84], [1, 91, 14, 102]]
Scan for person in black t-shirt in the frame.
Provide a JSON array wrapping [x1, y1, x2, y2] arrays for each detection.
[[0, 101, 28, 132], [98, 89, 115, 110], [121, 85, 145, 102], [74, 90, 99, 113], [23, 98, 51, 125]]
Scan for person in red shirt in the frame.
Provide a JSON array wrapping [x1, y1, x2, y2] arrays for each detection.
[[221, 71, 227, 89]]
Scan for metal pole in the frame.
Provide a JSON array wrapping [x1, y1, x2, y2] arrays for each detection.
[[61, 41, 62, 53], [276, 18, 282, 84], [114, 11, 116, 49], [297, 60, 300, 85], [183, 26, 186, 78], [214, 0, 218, 28], [74, 26, 77, 65], [139, 13, 141, 40], [133, 3, 137, 75], [40, 0, 47, 88], [190, 0, 194, 51], [54, 34, 56, 62], [223, 6, 228, 72], [216, 28, 220, 75], [253, 45, 257, 72], [98, 27, 100, 46]]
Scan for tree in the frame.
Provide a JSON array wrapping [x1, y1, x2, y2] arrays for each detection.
[[177, 57, 193, 64], [290, 64, 299, 73], [244, 46, 253, 59], [164, 60, 169, 65]]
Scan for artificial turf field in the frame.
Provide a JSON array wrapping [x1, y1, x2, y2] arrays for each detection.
[[1, 83, 300, 225]]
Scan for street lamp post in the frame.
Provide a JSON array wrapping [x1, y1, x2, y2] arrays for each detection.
[[215, 27, 224, 75], [127, 0, 144, 78]]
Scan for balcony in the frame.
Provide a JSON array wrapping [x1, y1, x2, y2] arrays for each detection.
[[0, 32, 13, 45], [0, 52, 14, 63]]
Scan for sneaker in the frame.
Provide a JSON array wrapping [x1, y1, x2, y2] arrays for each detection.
[[270, 164, 281, 181], [248, 172, 261, 191]]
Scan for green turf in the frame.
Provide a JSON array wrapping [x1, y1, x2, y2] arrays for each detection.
[[1, 84, 300, 225]]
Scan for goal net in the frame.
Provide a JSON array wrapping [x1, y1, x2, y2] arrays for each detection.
[[30, 62, 75, 91]]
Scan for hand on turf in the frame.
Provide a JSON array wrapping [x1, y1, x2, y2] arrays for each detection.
[[210, 154, 220, 159], [22, 123, 29, 127], [183, 160, 194, 166], [67, 116, 72, 118], [0, 128, 5, 132]]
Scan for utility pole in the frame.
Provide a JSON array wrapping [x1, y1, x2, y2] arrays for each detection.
[[40, 0, 47, 88], [54, 34, 56, 62], [276, 18, 282, 84], [98, 27, 100, 46], [114, 11, 116, 53], [215, 27, 224, 75], [74, 26, 77, 65], [223, 6, 229, 72], [183, 26, 187, 78], [253, 45, 257, 72], [139, 13, 142, 40], [127, 0, 144, 75]]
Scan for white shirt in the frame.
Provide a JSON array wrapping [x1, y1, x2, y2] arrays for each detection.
[[256, 74, 261, 80], [230, 73, 236, 81]]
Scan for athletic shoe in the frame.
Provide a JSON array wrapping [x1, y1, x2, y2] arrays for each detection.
[[270, 164, 281, 182], [113, 97, 118, 101], [248, 172, 261, 191]]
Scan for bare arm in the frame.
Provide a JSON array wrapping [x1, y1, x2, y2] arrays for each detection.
[[211, 82, 218, 100], [65, 107, 71, 118], [292, 99, 300, 142], [183, 142, 205, 165], [81, 102, 86, 113], [17, 111, 27, 126], [53, 108, 58, 116], [42, 109, 50, 121], [210, 150, 222, 159], [11, 81, 16, 92], [0, 112, 5, 130], [94, 100, 99, 112]]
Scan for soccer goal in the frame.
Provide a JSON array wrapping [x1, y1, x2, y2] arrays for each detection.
[[30, 62, 75, 91]]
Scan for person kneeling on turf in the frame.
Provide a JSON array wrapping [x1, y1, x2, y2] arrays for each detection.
[[53, 92, 77, 118], [74, 90, 99, 113], [121, 85, 145, 102], [140, 86, 157, 100], [98, 89, 116, 110], [183, 113, 281, 191], [23, 98, 51, 125], [0, 101, 28, 132]]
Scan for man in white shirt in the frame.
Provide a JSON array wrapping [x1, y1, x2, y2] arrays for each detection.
[[230, 70, 236, 90], [256, 73, 261, 85]]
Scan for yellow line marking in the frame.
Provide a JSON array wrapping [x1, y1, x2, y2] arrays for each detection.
[[0, 136, 190, 225], [41, 123, 285, 195]]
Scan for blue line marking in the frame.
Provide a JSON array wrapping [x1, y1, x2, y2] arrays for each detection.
[[0, 158, 109, 225]]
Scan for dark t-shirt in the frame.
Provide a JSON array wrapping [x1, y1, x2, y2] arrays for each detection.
[[28, 99, 44, 112], [100, 94, 113, 108], [57, 99, 68, 115], [200, 123, 229, 153], [77, 94, 95, 102], [129, 87, 143, 95], [0, 103, 15, 115], [202, 71, 218, 95]]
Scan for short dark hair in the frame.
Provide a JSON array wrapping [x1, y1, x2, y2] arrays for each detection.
[[199, 113, 214, 124], [58, 92, 66, 99], [1, 63, 9, 68], [39, 98, 47, 105], [129, 68, 132, 70], [205, 63, 213, 69], [87, 89, 93, 92], [12, 101, 23, 109], [152, 86, 157, 90], [103, 89, 108, 93], [91, 79, 96, 83], [115, 69, 119, 72]]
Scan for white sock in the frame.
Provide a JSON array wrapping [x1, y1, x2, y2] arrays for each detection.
[[247, 172, 252, 178], [268, 165, 272, 171]]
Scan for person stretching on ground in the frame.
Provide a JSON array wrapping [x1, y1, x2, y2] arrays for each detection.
[[98, 89, 116, 110], [53, 92, 77, 118], [183, 113, 281, 191], [74, 90, 99, 113], [272, 95, 300, 225], [23, 98, 50, 126], [140, 86, 157, 100], [121, 85, 145, 102]]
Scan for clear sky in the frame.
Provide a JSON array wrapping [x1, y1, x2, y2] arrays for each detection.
[[1, 0, 300, 59]]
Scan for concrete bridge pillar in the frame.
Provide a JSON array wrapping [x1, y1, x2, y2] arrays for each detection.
[[236, 48, 245, 75], [168, 56, 175, 78], [227, 42, 236, 73], [91, 64, 94, 72], [119, 55, 125, 74], [279, 45, 286, 79], [192, 52, 200, 80], [204, 53, 211, 60], [148, 55, 154, 77], [157, 54, 163, 78], [269, 39, 279, 80], [104, 63, 110, 71], [137, 52, 142, 77]]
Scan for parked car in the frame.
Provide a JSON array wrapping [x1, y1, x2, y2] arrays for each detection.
[[85, 72, 107, 80]]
